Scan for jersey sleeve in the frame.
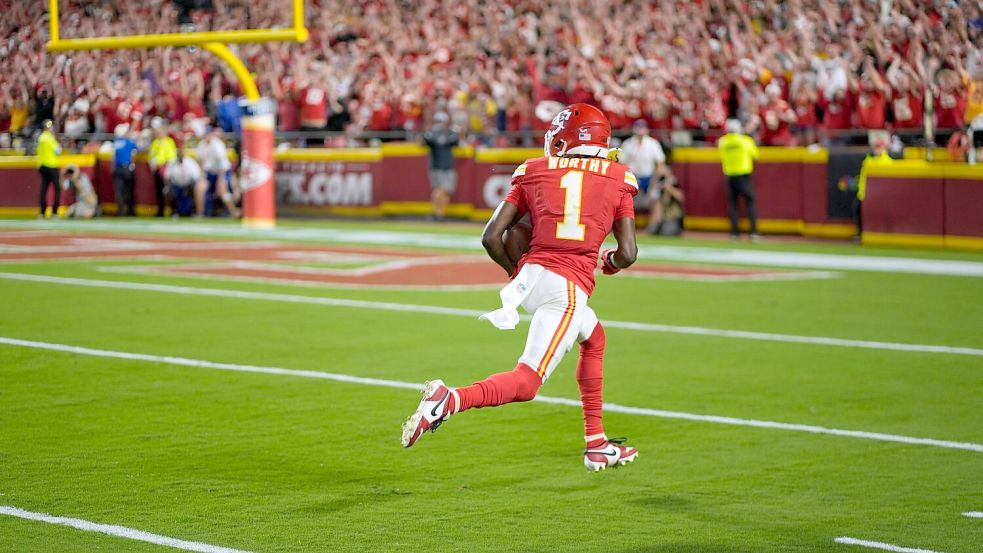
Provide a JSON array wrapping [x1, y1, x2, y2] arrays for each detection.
[[503, 162, 528, 213], [615, 168, 639, 219], [615, 188, 636, 219], [511, 161, 527, 180]]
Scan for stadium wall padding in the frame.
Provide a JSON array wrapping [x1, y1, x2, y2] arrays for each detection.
[[671, 147, 849, 236], [0, 155, 95, 215], [862, 161, 983, 249], [1, 148, 982, 250]]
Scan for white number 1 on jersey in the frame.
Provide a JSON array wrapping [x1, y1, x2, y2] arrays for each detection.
[[556, 170, 586, 241]]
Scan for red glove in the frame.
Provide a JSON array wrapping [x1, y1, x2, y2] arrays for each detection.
[[601, 249, 620, 275]]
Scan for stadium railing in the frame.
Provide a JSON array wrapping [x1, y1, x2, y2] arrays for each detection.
[[1, 127, 958, 156]]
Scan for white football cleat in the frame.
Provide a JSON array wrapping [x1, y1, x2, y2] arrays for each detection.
[[584, 438, 638, 472], [401, 380, 457, 448]]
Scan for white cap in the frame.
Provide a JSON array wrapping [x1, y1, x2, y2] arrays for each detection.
[[726, 119, 742, 134], [114, 123, 130, 137]]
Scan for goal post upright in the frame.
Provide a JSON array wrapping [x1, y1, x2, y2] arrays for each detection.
[[45, 0, 309, 228]]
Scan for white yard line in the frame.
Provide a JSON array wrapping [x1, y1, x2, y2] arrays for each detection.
[[834, 537, 946, 553], [963, 511, 983, 518], [3, 219, 983, 276], [1, 271, 981, 357], [639, 246, 983, 278], [619, 270, 840, 282], [0, 506, 252, 553], [96, 264, 501, 292], [2, 336, 981, 454]]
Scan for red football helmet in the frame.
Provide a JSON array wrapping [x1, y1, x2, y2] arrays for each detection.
[[543, 103, 611, 158]]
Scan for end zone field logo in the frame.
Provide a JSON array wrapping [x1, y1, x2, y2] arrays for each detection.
[[0, 232, 835, 290]]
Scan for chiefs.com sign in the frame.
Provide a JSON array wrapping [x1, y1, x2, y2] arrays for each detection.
[[276, 161, 375, 210], [269, 147, 537, 217]]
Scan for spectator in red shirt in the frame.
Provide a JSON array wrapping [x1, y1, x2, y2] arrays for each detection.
[[935, 69, 967, 130], [184, 93, 207, 120], [271, 77, 300, 132], [122, 89, 145, 131], [366, 87, 394, 132], [886, 60, 924, 131], [756, 85, 796, 146], [299, 84, 328, 130], [674, 88, 701, 129], [94, 91, 123, 134], [395, 93, 423, 132], [821, 88, 853, 142], [852, 62, 889, 130], [792, 86, 820, 145]]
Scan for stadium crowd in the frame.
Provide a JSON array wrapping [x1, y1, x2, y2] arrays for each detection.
[[1, 0, 982, 149]]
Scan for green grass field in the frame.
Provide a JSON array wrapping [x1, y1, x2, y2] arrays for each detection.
[[1, 218, 981, 553]]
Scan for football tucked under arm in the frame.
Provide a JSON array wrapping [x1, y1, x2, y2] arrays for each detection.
[[481, 201, 526, 277], [504, 222, 533, 267]]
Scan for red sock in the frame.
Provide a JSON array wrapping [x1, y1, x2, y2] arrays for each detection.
[[577, 324, 606, 447], [455, 363, 542, 412]]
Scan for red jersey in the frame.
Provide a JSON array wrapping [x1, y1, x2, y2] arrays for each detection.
[[505, 156, 638, 295], [935, 90, 966, 129], [300, 87, 328, 128], [892, 91, 924, 129], [759, 103, 794, 146], [855, 90, 887, 129], [368, 101, 393, 131], [821, 92, 852, 130], [99, 100, 122, 133], [794, 100, 819, 127], [277, 96, 300, 131]]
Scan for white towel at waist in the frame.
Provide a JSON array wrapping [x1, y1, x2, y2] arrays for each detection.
[[478, 263, 545, 330]]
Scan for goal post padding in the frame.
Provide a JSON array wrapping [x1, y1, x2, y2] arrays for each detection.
[[45, 0, 308, 228]]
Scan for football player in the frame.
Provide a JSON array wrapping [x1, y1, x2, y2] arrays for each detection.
[[401, 104, 639, 471]]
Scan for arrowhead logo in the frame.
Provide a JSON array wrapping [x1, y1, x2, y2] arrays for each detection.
[[239, 154, 272, 192]]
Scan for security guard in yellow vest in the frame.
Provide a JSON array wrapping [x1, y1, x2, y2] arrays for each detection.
[[149, 121, 178, 217], [718, 119, 760, 239], [855, 137, 893, 238], [37, 119, 62, 219]]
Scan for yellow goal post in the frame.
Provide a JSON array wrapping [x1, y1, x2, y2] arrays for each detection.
[[45, 0, 308, 228], [45, 0, 309, 101]]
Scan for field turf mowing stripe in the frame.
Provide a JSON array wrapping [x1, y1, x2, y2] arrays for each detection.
[[3, 336, 982, 454], [1, 272, 982, 358]]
